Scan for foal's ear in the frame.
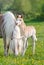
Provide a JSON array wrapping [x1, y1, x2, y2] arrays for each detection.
[[21, 15, 22, 18], [17, 15, 22, 18]]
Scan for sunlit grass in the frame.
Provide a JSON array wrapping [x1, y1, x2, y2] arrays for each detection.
[[0, 21, 44, 65]]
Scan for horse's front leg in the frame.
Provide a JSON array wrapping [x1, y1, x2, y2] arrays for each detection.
[[14, 39, 19, 56], [1, 27, 9, 56], [22, 38, 28, 56], [4, 37, 10, 56]]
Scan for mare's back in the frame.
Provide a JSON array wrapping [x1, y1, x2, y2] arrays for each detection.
[[3, 11, 16, 36]]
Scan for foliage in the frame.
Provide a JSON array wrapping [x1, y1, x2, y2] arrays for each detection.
[[0, 0, 44, 18]]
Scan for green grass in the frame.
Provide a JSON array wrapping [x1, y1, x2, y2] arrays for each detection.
[[0, 20, 44, 65]]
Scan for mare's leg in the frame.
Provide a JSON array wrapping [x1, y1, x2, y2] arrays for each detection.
[[4, 37, 10, 56], [14, 39, 19, 56], [19, 39, 23, 55], [1, 28, 8, 56]]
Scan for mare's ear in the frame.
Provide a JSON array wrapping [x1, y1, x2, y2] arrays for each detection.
[[17, 15, 19, 18]]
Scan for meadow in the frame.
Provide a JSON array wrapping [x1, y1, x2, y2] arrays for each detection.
[[0, 20, 44, 65]]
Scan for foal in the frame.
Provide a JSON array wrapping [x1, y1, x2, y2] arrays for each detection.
[[16, 15, 37, 55]]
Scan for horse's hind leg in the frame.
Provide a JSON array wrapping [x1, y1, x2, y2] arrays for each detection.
[[32, 39, 35, 55], [32, 34, 37, 55]]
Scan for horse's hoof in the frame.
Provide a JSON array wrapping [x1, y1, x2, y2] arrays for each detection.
[[4, 52, 8, 56]]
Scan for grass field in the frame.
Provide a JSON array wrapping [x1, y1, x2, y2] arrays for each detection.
[[0, 20, 44, 65]]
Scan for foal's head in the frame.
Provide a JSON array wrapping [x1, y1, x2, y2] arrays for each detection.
[[16, 15, 24, 26]]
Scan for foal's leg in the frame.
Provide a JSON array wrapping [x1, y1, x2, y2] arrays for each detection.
[[32, 34, 37, 55], [22, 38, 28, 56], [32, 39, 35, 55]]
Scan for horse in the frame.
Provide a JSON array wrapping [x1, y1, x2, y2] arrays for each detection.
[[16, 15, 37, 55], [10, 23, 24, 56], [1, 11, 16, 56]]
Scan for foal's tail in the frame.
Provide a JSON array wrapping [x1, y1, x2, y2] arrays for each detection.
[[35, 37, 37, 41], [32, 33, 37, 41]]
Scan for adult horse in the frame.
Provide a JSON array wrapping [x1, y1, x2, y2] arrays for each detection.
[[10, 23, 24, 56], [0, 11, 16, 56]]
